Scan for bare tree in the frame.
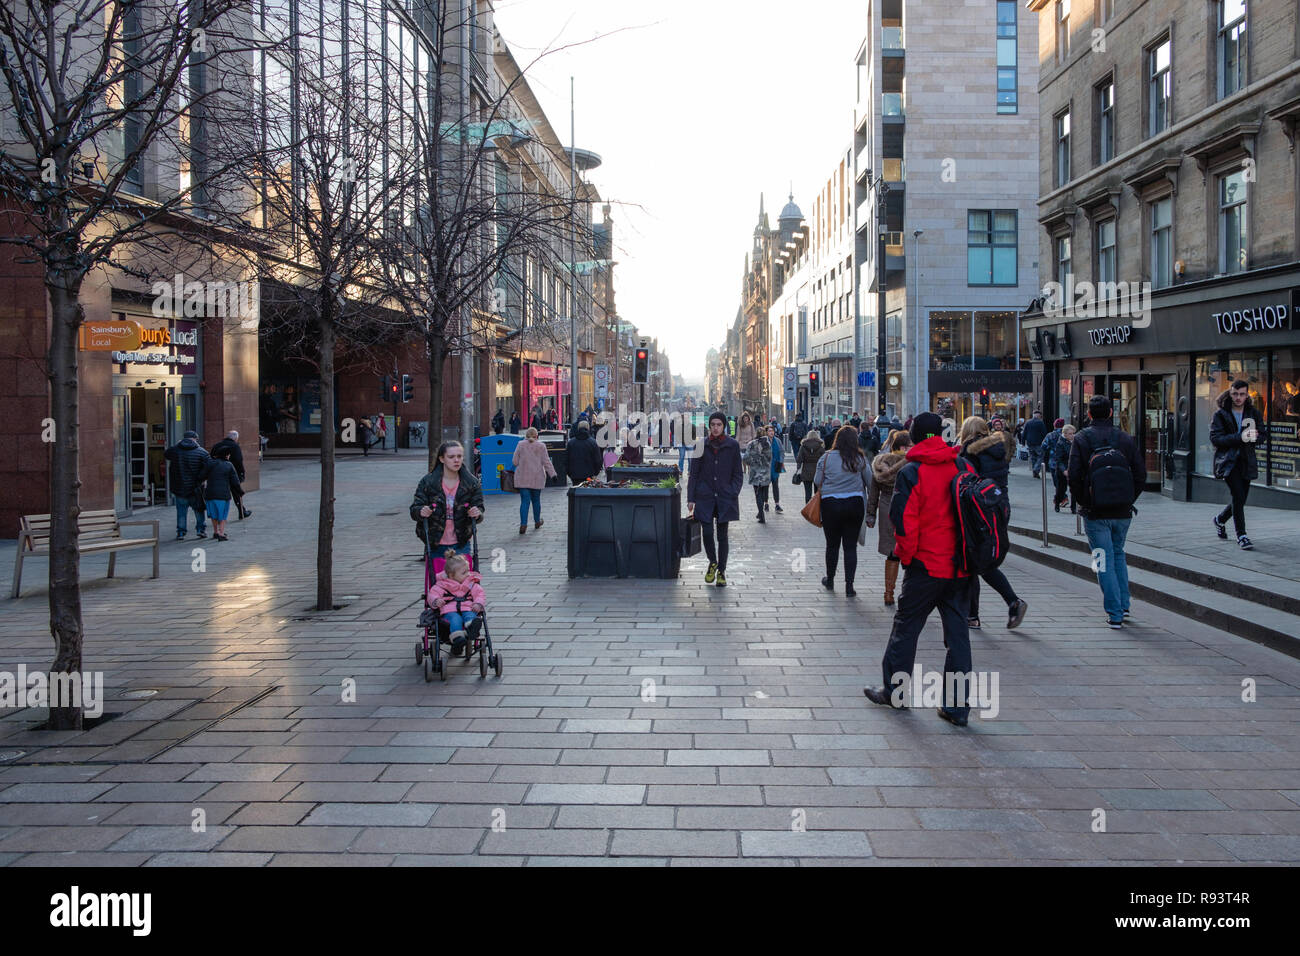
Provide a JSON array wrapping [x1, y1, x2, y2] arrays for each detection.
[[0, 0, 260, 729]]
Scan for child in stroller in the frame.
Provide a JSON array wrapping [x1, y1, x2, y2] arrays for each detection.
[[426, 551, 485, 654]]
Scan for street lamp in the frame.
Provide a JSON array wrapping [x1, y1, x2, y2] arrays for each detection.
[[912, 229, 924, 417], [865, 170, 891, 417]]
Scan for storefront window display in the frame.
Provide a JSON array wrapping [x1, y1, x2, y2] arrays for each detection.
[[974, 311, 1020, 369], [930, 311, 972, 370], [1267, 348, 1300, 490], [1194, 352, 1268, 484]]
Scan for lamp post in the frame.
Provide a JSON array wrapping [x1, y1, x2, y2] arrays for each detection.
[[912, 229, 924, 417], [865, 172, 891, 417]]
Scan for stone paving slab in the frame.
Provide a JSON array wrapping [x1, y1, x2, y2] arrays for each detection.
[[2, 455, 1300, 865]]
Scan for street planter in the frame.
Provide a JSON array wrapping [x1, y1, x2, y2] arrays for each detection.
[[567, 486, 682, 579], [606, 464, 680, 483]]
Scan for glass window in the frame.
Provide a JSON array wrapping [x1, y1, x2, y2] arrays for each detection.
[[1096, 218, 1117, 283], [1269, 348, 1300, 489], [1056, 234, 1071, 283], [1056, 110, 1071, 186], [1150, 196, 1172, 289], [968, 210, 1017, 286], [997, 0, 1017, 113], [929, 311, 973, 370], [1219, 0, 1247, 99], [1195, 352, 1267, 480], [1148, 38, 1172, 137], [993, 210, 1018, 285], [1219, 169, 1247, 274], [1056, 0, 1070, 61], [1097, 80, 1114, 163], [975, 311, 1019, 370]]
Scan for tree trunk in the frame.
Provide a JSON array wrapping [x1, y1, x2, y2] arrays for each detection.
[[316, 303, 336, 612], [45, 275, 85, 730], [426, 329, 446, 471]]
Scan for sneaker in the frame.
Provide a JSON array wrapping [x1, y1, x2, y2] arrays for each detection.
[[1213, 515, 1227, 539], [1123, 609, 1131, 619], [756, 512, 765, 523], [864, 686, 907, 710], [195, 531, 207, 539], [715, 570, 727, 587], [1007, 599, 1028, 629], [936, 707, 968, 728], [968, 617, 982, 630], [1238, 535, 1254, 551], [705, 562, 718, 584], [449, 630, 467, 651], [176, 532, 186, 541], [774, 504, 783, 513], [1108, 619, 1124, 629], [764, 503, 770, 512]]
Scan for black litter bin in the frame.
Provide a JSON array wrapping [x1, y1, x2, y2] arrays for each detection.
[[568, 486, 682, 579], [606, 465, 680, 484]]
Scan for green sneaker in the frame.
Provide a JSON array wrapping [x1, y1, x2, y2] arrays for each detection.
[[715, 570, 727, 587], [704, 562, 717, 584]]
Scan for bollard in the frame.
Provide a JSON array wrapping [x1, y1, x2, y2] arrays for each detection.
[[1040, 464, 1050, 548]]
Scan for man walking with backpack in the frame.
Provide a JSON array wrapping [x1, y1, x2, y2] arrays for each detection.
[[862, 413, 979, 727], [1068, 395, 1146, 629]]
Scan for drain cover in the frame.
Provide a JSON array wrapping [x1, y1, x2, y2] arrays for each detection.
[[120, 689, 158, 700], [0, 751, 26, 762]]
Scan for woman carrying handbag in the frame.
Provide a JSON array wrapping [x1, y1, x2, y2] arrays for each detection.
[[812, 426, 868, 597]]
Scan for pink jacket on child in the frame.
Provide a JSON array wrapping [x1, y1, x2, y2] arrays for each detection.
[[428, 570, 486, 611]]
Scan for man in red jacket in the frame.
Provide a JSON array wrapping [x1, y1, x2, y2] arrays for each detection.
[[863, 413, 976, 726]]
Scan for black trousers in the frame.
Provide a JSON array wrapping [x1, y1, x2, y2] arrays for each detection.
[[770, 475, 780, 505], [752, 485, 769, 513], [1052, 468, 1068, 506], [968, 567, 1017, 619], [802, 479, 814, 503], [701, 519, 730, 571], [881, 565, 973, 721], [1217, 465, 1251, 537], [821, 495, 864, 586]]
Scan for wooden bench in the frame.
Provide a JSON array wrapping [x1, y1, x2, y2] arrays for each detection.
[[11, 510, 159, 599]]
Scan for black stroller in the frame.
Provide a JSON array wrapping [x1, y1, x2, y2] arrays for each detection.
[[417, 518, 502, 682]]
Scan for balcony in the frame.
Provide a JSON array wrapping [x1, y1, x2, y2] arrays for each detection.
[[883, 157, 905, 183], [882, 93, 905, 122], [882, 26, 904, 51], [882, 231, 905, 273]]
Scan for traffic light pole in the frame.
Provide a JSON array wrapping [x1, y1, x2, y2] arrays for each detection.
[[393, 368, 399, 454]]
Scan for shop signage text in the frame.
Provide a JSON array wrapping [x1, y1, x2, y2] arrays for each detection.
[[112, 350, 196, 366], [79, 320, 141, 351], [1213, 300, 1293, 335], [1089, 324, 1132, 346]]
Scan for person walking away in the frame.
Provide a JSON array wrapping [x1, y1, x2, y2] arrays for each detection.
[[688, 412, 744, 587], [1024, 410, 1048, 477], [199, 450, 242, 542], [164, 430, 211, 540], [765, 424, 785, 513], [427, 552, 486, 654], [736, 411, 756, 448], [814, 426, 869, 596], [512, 428, 557, 533], [358, 416, 375, 456], [789, 415, 808, 449], [547, 407, 559, 430], [795, 427, 825, 504], [1049, 423, 1076, 512], [742, 428, 773, 522], [958, 416, 1028, 630], [863, 413, 976, 727], [1210, 379, 1261, 551], [1040, 418, 1064, 508], [211, 430, 251, 519], [859, 419, 881, 458], [492, 408, 505, 435], [374, 414, 387, 450], [411, 440, 486, 567], [865, 430, 913, 606], [565, 422, 604, 486], [509, 410, 521, 434], [1068, 395, 1146, 628]]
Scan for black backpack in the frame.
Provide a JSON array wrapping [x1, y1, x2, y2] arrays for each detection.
[[1086, 434, 1135, 511], [952, 466, 1010, 576]]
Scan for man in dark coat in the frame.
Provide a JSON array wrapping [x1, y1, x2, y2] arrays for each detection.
[[1023, 411, 1048, 477], [1209, 380, 1261, 550], [164, 430, 211, 540], [492, 408, 505, 434], [789, 416, 808, 447], [509, 411, 521, 434], [211, 430, 251, 519], [565, 423, 604, 485], [687, 411, 744, 588]]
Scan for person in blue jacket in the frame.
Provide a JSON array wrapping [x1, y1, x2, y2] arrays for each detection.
[[687, 411, 744, 588], [765, 423, 785, 513]]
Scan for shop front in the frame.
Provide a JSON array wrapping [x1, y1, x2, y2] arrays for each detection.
[[1026, 273, 1300, 507], [90, 314, 202, 515], [523, 362, 571, 426], [928, 309, 1030, 430]]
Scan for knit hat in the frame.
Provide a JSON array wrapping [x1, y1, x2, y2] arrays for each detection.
[[709, 412, 727, 426], [910, 412, 944, 443], [183, 430, 198, 439], [1054, 418, 1065, 428]]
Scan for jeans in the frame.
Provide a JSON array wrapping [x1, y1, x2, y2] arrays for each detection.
[[701, 519, 730, 572], [519, 488, 542, 525], [174, 495, 206, 535], [821, 495, 864, 586], [881, 565, 973, 722], [968, 567, 1018, 619], [1029, 447, 1043, 477], [1217, 466, 1251, 537], [1084, 517, 1131, 623], [442, 610, 479, 633]]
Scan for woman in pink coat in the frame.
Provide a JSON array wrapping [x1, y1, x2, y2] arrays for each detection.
[[511, 427, 557, 534]]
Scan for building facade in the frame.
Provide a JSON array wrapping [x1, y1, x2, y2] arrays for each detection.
[[1024, 0, 1300, 508]]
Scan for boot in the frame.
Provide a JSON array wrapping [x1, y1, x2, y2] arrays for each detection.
[[883, 561, 899, 606]]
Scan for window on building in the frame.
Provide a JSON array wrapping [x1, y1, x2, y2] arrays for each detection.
[[1097, 79, 1115, 163], [1218, 0, 1247, 99], [1219, 168, 1247, 274], [1055, 110, 1071, 187], [1056, 234, 1072, 283], [1056, 0, 1071, 62], [997, 0, 1017, 114], [1150, 196, 1173, 289], [1147, 37, 1172, 137], [1096, 218, 1117, 283], [121, 3, 144, 194], [968, 210, 1018, 286]]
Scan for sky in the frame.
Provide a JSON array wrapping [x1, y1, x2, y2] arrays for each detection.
[[490, 0, 867, 382]]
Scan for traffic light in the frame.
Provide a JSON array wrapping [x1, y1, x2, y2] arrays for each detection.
[[382, 375, 392, 402], [401, 374, 414, 403], [633, 347, 649, 385], [809, 370, 820, 398]]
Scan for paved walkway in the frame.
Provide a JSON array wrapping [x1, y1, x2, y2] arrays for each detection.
[[1, 455, 1299, 865]]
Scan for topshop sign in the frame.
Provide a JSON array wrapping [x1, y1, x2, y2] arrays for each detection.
[[1213, 298, 1295, 335]]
